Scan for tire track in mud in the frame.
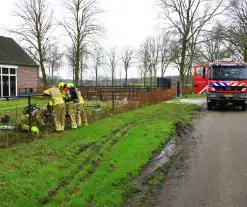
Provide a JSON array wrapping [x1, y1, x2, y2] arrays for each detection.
[[39, 122, 137, 205]]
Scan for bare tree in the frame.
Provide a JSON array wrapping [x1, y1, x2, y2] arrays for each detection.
[[137, 65, 147, 86], [158, 0, 225, 86], [120, 46, 134, 86], [66, 45, 76, 83], [138, 40, 150, 86], [92, 47, 104, 86], [47, 43, 63, 85], [199, 26, 233, 62], [146, 36, 160, 86], [10, 0, 55, 87], [107, 48, 118, 86], [170, 32, 201, 85], [220, 0, 247, 61], [80, 55, 88, 86], [62, 0, 103, 86], [159, 32, 173, 77]]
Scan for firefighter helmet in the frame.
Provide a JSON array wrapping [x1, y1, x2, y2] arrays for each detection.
[[58, 82, 65, 89], [23, 104, 37, 114], [67, 83, 74, 88]]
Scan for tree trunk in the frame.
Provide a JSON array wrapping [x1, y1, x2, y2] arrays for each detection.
[[95, 66, 98, 87], [38, 53, 47, 87], [180, 69, 184, 91], [74, 68, 79, 86], [179, 39, 187, 87], [37, 36, 48, 87], [112, 71, 114, 86], [52, 67, 54, 85], [244, 42, 247, 62], [40, 62, 47, 87], [75, 44, 80, 87], [80, 67, 83, 86], [72, 67, 75, 83], [149, 69, 152, 87], [154, 68, 157, 86], [125, 69, 128, 86]]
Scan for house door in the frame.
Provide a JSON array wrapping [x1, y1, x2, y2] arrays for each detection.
[[10, 76, 16, 96], [2, 76, 9, 97]]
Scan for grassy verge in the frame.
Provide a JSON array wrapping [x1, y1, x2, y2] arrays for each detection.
[[183, 93, 206, 98], [0, 102, 199, 207]]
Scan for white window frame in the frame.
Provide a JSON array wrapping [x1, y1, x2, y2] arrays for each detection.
[[0, 65, 18, 97]]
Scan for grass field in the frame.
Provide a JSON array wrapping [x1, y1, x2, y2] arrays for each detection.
[[0, 102, 199, 207]]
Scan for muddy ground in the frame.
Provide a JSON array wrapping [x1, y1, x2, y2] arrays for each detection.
[[126, 99, 247, 207]]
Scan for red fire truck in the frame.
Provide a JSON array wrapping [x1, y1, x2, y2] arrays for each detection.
[[194, 58, 247, 111]]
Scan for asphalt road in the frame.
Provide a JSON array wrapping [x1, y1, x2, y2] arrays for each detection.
[[154, 106, 247, 207]]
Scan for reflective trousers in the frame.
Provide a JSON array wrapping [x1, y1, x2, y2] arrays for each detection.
[[76, 103, 88, 126], [66, 102, 77, 129], [53, 103, 65, 131]]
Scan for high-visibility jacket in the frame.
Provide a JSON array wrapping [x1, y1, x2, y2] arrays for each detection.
[[43, 87, 64, 106], [18, 108, 46, 133], [61, 88, 72, 103], [76, 88, 84, 104], [31, 108, 46, 126], [63, 85, 79, 103]]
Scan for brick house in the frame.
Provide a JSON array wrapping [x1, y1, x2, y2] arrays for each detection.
[[0, 36, 39, 97]]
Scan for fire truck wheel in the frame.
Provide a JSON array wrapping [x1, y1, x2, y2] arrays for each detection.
[[207, 102, 212, 110]]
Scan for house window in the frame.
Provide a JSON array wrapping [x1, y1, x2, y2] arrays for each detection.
[[10, 68, 16, 75], [0, 66, 17, 97]]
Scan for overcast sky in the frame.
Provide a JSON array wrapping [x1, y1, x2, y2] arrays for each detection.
[[0, 0, 179, 79]]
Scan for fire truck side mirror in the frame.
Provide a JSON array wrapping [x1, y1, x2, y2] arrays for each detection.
[[202, 67, 206, 78]]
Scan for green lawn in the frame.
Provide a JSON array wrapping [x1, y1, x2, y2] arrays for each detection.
[[0, 98, 46, 108], [0, 102, 199, 207]]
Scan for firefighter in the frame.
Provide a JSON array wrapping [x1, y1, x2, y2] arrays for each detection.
[[58, 82, 77, 129], [43, 104, 56, 130], [43, 86, 65, 132], [18, 105, 46, 134], [76, 87, 88, 127]]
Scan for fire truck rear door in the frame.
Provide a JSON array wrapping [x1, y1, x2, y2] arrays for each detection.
[[194, 65, 209, 94]]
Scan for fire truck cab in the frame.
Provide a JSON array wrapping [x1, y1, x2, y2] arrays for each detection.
[[194, 58, 247, 111]]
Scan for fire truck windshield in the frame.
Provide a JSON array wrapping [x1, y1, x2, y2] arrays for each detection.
[[210, 65, 247, 80]]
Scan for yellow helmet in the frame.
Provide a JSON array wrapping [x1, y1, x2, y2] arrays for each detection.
[[67, 83, 74, 88], [43, 89, 50, 95], [58, 82, 65, 89]]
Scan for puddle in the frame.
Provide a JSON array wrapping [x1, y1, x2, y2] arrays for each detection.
[[146, 139, 177, 175]]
